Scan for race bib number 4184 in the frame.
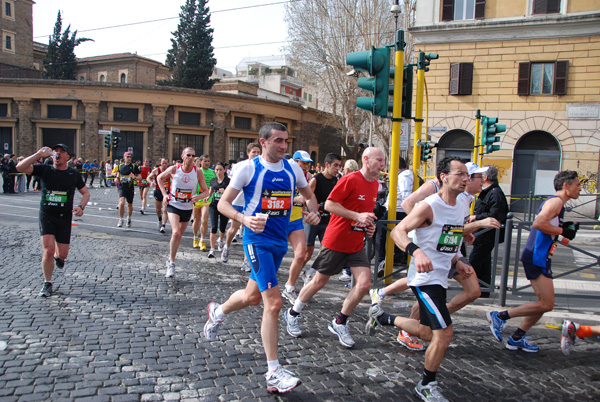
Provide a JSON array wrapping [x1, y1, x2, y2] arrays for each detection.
[[437, 224, 463, 253]]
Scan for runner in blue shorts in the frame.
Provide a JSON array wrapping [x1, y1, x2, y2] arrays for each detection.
[[203, 122, 320, 394]]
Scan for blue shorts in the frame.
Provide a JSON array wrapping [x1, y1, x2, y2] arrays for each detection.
[[523, 261, 553, 280], [244, 242, 288, 292], [288, 219, 304, 236]]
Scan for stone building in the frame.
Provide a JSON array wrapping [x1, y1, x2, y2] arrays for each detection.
[[410, 0, 600, 217]]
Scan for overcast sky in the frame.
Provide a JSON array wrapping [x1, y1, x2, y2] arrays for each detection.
[[32, 0, 289, 73]]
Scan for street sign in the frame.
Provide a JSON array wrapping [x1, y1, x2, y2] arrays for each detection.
[[428, 126, 447, 134], [400, 122, 409, 151], [98, 129, 111, 135], [111, 127, 121, 133], [128, 147, 133, 154]]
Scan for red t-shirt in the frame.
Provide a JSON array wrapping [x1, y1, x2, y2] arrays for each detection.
[[322, 170, 378, 253]]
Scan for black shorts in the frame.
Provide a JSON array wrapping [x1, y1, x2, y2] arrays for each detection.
[[305, 222, 327, 247], [119, 185, 135, 204], [166, 204, 192, 223], [411, 285, 452, 330], [39, 210, 72, 244], [154, 189, 163, 202], [523, 261, 553, 280], [312, 246, 370, 276]]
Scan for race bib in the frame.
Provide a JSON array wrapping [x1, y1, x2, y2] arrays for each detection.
[[174, 188, 192, 202], [350, 220, 369, 232], [45, 191, 67, 204], [437, 224, 463, 253], [261, 189, 292, 217], [213, 190, 223, 201]]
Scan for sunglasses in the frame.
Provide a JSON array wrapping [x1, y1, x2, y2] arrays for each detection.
[[186, 153, 195, 157]]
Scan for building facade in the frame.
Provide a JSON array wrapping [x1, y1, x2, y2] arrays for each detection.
[[410, 0, 600, 216]]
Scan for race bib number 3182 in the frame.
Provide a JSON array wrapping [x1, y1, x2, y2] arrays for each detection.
[[261, 189, 292, 217], [437, 224, 463, 253]]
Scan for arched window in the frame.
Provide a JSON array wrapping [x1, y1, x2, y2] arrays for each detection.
[[436, 129, 474, 163], [99, 75, 106, 82], [120, 73, 126, 83]]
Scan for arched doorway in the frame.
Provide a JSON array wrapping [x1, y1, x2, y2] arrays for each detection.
[[510, 131, 561, 212], [436, 129, 474, 164]]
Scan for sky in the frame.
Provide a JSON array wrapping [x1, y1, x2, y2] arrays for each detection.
[[32, 0, 290, 73]]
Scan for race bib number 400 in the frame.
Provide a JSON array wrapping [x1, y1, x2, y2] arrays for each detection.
[[437, 224, 463, 253], [261, 189, 292, 217]]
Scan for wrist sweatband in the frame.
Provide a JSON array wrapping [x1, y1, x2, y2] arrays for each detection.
[[405, 242, 420, 256]]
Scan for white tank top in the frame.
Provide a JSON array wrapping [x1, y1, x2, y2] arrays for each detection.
[[407, 193, 469, 288], [168, 164, 198, 211]]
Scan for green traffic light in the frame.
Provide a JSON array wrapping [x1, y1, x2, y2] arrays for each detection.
[[347, 47, 391, 117]]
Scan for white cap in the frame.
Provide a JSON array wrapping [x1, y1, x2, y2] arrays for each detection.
[[293, 150, 313, 163], [465, 162, 489, 176]]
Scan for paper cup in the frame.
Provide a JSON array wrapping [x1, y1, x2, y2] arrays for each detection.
[[255, 213, 269, 220]]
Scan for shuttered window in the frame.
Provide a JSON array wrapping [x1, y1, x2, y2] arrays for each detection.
[[517, 61, 568, 96], [449, 63, 473, 95], [533, 0, 561, 15]]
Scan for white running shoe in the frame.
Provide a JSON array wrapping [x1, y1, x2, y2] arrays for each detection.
[[208, 249, 216, 259], [338, 271, 351, 282], [117, 219, 123, 227], [328, 319, 355, 348], [284, 308, 302, 338], [203, 302, 224, 341], [266, 366, 300, 393], [126, 218, 131, 228], [369, 288, 385, 306], [221, 247, 229, 263], [165, 261, 175, 278]]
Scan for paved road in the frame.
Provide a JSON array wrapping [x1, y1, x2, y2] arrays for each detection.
[[1, 189, 599, 401]]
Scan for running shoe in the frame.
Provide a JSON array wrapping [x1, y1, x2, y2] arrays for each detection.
[[486, 311, 506, 342], [159, 225, 166, 234], [266, 366, 300, 393], [193, 238, 200, 248], [54, 257, 65, 269], [240, 260, 251, 272], [282, 288, 298, 304], [157, 221, 162, 230], [369, 288, 385, 306], [284, 308, 302, 338], [39, 282, 52, 297], [561, 319, 579, 356], [208, 249, 216, 259], [397, 330, 425, 351], [165, 261, 175, 278], [117, 218, 123, 227], [338, 271, 351, 282], [139, 208, 145, 215], [365, 304, 383, 336], [200, 240, 207, 251], [126, 218, 131, 228], [221, 247, 229, 263], [217, 239, 224, 251], [378, 260, 385, 278], [302, 269, 315, 284], [328, 319, 355, 348], [414, 381, 448, 402], [506, 336, 539, 353], [203, 302, 224, 341]]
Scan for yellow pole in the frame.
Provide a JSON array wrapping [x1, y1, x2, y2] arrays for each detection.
[[384, 31, 405, 284], [412, 64, 425, 192], [473, 109, 480, 165]]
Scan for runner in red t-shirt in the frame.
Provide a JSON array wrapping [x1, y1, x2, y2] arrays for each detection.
[[284, 147, 385, 348], [138, 158, 152, 215]]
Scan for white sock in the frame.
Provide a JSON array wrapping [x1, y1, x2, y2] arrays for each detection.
[[215, 305, 226, 321], [285, 284, 295, 293], [292, 299, 306, 313], [194, 236, 198, 240], [378, 288, 387, 298], [267, 359, 279, 373], [223, 246, 229, 251]]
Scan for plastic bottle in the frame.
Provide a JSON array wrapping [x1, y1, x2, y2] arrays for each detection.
[[548, 236, 569, 257]]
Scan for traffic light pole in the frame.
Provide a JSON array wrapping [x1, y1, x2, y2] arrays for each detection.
[[109, 133, 114, 164], [383, 30, 406, 284], [412, 52, 426, 191], [473, 109, 481, 166]]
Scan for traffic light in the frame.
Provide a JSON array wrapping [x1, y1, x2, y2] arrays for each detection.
[[104, 135, 111, 148], [112, 136, 120, 149], [420, 142, 436, 161], [402, 65, 413, 119], [482, 116, 506, 154], [346, 47, 391, 117]]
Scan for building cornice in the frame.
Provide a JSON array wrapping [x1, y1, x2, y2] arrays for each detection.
[[410, 13, 600, 44]]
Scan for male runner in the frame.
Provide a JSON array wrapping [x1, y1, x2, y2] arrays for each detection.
[[147, 158, 170, 233], [284, 147, 384, 348], [221, 143, 261, 265], [16, 144, 90, 297], [157, 148, 208, 277], [138, 158, 152, 214], [487, 170, 580, 352], [203, 122, 320, 393], [192, 154, 215, 251], [301, 152, 341, 282], [116, 152, 141, 228], [282, 150, 313, 304], [369, 156, 472, 401]]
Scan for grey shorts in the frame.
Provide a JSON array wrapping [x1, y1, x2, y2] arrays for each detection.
[[312, 246, 370, 276]]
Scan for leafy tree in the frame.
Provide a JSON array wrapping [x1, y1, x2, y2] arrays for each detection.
[[163, 0, 217, 90], [43, 11, 92, 80]]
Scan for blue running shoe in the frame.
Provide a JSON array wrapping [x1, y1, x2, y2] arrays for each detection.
[[486, 311, 506, 342], [506, 336, 539, 353]]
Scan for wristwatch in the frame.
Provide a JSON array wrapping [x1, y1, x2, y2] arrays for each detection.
[[78, 204, 85, 211]]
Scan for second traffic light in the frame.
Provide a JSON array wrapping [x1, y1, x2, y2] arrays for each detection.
[[421, 142, 436, 161], [482, 116, 506, 154], [104, 135, 111, 148], [112, 136, 120, 149], [346, 47, 390, 117]]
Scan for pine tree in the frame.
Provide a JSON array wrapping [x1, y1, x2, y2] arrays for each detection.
[[163, 0, 217, 89], [43, 11, 92, 80]]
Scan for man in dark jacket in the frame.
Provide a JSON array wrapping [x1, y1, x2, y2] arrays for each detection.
[[469, 165, 509, 297]]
